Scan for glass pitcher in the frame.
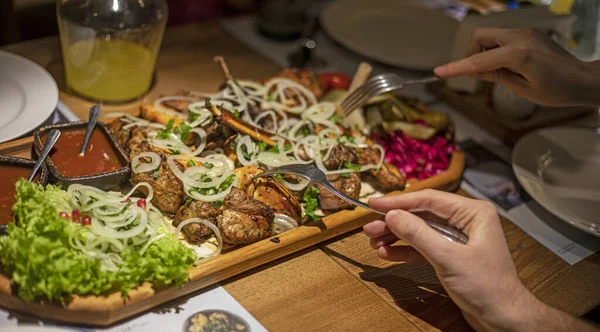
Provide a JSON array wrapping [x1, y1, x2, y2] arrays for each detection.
[[57, 0, 168, 103]]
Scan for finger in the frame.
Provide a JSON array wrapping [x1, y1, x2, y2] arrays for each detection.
[[475, 68, 529, 92], [466, 27, 514, 56], [412, 211, 449, 226], [369, 189, 474, 221], [434, 46, 520, 78], [370, 232, 399, 249], [377, 245, 428, 264], [385, 209, 454, 262], [363, 220, 391, 238]]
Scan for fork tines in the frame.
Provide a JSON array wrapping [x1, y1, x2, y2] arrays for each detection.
[[340, 74, 399, 116]]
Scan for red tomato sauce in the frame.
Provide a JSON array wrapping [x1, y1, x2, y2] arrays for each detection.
[[45, 128, 122, 177], [0, 165, 38, 224]]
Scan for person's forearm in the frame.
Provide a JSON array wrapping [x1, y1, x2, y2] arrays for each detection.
[[500, 291, 597, 332], [521, 298, 598, 332], [474, 283, 598, 332]]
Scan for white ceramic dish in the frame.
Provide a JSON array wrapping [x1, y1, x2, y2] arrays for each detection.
[[512, 127, 600, 237], [0, 50, 58, 143], [321, 0, 459, 70]]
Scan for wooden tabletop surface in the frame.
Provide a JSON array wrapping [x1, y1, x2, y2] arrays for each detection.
[[2, 21, 600, 331]]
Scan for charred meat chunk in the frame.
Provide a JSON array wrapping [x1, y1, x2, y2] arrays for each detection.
[[218, 187, 274, 245], [371, 162, 406, 192], [233, 166, 303, 223], [316, 173, 361, 211], [128, 140, 184, 214], [353, 145, 406, 191], [173, 201, 222, 243], [274, 68, 323, 100], [203, 120, 237, 150], [162, 99, 191, 114], [107, 117, 135, 149], [323, 144, 358, 170]]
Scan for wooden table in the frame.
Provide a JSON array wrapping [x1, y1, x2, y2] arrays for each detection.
[[3, 21, 600, 331]]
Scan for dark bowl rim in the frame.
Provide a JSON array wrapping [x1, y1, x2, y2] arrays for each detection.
[[32, 121, 131, 183], [0, 155, 49, 185]]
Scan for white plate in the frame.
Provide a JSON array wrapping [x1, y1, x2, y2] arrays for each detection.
[[0, 50, 58, 143], [512, 127, 600, 237], [321, 0, 459, 70]]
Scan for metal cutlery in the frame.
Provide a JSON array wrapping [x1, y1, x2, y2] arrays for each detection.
[[253, 164, 469, 244], [340, 73, 440, 116], [28, 129, 60, 182], [79, 105, 101, 157]]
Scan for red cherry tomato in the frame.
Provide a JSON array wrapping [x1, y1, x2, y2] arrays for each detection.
[[81, 215, 91, 226], [58, 212, 69, 219], [137, 199, 147, 210], [318, 72, 351, 93], [71, 209, 81, 222]]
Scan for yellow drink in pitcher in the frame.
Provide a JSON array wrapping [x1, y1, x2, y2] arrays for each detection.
[[63, 38, 159, 102], [57, 0, 167, 103]]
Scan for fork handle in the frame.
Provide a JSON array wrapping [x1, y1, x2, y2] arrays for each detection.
[[318, 182, 469, 245]]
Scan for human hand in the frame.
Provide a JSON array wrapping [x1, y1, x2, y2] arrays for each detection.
[[364, 190, 539, 331], [433, 28, 600, 107]]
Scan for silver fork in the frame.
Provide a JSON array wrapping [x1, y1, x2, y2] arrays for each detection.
[[254, 164, 469, 244], [340, 73, 440, 116]]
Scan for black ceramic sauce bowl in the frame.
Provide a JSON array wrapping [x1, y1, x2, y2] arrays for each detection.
[[33, 121, 131, 191], [0, 155, 49, 186]]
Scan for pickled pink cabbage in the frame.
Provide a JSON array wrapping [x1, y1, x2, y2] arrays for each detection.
[[372, 131, 458, 180]]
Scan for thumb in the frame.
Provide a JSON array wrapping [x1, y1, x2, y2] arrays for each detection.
[[386, 209, 454, 263]]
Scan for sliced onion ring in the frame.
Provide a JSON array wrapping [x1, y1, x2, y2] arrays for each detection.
[[174, 218, 223, 262], [131, 152, 161, 174], [273, 213, 299, 234]]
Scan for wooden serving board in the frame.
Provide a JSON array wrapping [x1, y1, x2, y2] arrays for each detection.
[[0, 127, 464, 327], [427, 81, 596, 146]]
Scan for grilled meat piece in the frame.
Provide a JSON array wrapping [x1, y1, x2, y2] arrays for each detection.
[[354, 144, 380, 166], [316, 173, 361, 211], [126, 127, 148, 154], [128, 139, 184, 214], [205, 101, 282, 148], [233, 166, 303, 223], [323, 144, 358, 170], [203, 119, 237, 150], [162, 99, 191, 114], [155, 91, 202, 114], [223, 187, 274, 221], [107, 117, 135, 148], [173, 201, 221, 243], [370, 162, 406, 192], [218, 187, 274, 245], [274, 68, 323, 100], [353, 144, 406, 191]]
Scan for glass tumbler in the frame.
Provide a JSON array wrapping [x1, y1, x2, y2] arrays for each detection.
[[57, 0, 167, 103]]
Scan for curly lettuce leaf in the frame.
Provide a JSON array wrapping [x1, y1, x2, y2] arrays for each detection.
[[0, 180, 196, 302]]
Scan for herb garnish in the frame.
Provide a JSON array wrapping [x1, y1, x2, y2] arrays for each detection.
[[343, 161, 361, 171], [303, 186, 321, 221], [173, 123, 192, 140], [156, 119, 175, 139]]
